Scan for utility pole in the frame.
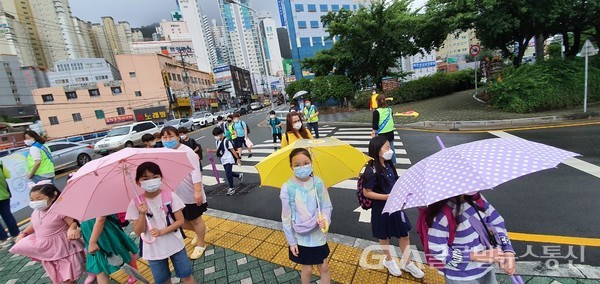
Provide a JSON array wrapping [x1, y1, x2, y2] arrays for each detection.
[[180, 48, 194, 116]]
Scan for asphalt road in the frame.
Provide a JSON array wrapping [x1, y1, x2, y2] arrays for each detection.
[[13, 111, 600, 266]]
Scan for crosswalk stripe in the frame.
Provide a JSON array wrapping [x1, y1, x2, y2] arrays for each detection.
[[335, 131, 373, 135], [333, 135, 404, 140], [351, 147, 407, 155], [341, 140, 404, 146], [203, 164, 258, 174]]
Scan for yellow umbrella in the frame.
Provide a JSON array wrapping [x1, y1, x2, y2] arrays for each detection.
[[255, 137, 372, 189]]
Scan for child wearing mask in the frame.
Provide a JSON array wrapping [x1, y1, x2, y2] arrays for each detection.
[[207, 127, 243, 196], [268, 110, 282, 150], [281, 112, 313, 147]]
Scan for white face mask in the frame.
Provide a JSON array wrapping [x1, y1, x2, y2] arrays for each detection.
[[305, 103, 311, 107], [233, 119, 239, 123], [30, 200, 49, 211], [293, 122, 302, 130], [140, 178, 162, 192], [270, 115, 275, 119], [214, 136, 221, 141], [381, 149, 394, 161], [218, 121, 224, 125], [180, 134, 187, 140], [24, 139, 35, 146]]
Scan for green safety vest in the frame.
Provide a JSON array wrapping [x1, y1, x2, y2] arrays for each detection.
[[377, 107, 394, 134], [27, 145, 55, 176], [0, 164, 10, 201], [227, 123, 237, 140], [303, 106, 319, 123]]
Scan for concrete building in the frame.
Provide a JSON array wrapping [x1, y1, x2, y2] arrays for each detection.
[[277, 27, 292, 59], [203, 16, 219, 69], [159, 20, 189, 41], [47, 58, 121, 87], [0, 0, 38, 67], [90, 17, 135, 67], [260, 17, 284, 76], [210, 20, 230, 66], [176, 0, 212, 73], [0, 55, 47, 119], [132, 30, 144, 42], [400, 50, 438, 81], [436, 29, 480, 62], [283, 0, 364, 78], [32, 53, 212, 138], [131, 40, 197, 66]]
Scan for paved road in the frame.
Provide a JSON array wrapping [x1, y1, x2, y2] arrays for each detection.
[[22, 112, 600, 266]]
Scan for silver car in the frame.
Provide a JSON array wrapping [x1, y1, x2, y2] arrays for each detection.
[[164, 118, 193, 131], [18, 141, 96, 171]]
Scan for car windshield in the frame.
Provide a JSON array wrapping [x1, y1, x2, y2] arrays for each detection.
[[165, 120, 180, 126], [192, 112, 206, 118], [106, 127, 130, 137]]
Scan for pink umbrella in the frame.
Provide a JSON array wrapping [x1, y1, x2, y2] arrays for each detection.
[[50, 148, 194, 221]]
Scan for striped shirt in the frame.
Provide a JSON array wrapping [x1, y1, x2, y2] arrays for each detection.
[[280, 176, 332, 247], [428, 195, 514, 281]]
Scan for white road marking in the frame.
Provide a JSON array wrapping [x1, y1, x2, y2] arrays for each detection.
[[203, 164, 258, 174], [489, 131, 600, 178]]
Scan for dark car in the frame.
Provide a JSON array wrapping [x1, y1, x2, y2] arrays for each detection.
[[237, 104, 252, 115]]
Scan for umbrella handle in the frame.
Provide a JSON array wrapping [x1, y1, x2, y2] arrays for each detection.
[[436, 136, 446, 149]]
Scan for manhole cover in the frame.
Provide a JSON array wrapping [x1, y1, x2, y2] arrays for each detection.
[[206, 182, 258, 196]]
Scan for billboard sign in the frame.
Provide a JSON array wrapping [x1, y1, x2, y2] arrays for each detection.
[[134, 106, 168, 122]]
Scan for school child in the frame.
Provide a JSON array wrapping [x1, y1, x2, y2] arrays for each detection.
[[125, 162, 195, 284], [280, 148, 332, 284], [10, 181, 85, 284], [207, 127, 243, 196], [268, 110, 283, 150]]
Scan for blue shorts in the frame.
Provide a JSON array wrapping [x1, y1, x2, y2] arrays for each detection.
[[147, 248, 192, 283], [234, 136, 247, 149]]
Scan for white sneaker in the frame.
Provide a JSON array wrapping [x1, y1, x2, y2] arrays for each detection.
[[238, 173, 244, 183], [402, 261, 425, 279], [0, 237, 14, 248], [383, 259, 402, 277], [227, 188, 236, 196]]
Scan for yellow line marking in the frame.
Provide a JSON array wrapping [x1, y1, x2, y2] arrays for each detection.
[[395, 120, 600, 133], [508, 232, 600, 247]]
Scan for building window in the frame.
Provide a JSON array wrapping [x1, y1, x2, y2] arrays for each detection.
[[65, 91, 77, 100], [307, 4, 317, 12], [177, 74, 182, 81], [41, 94, 54, 103], [95, 110, 105, 119], [320, 4, 328, 12], [129, 72, 136, 78], [342, 4, 351, 10], [95, 75, 108, 80], [310, 21, 319, 28], [135, 91, 142, 97], [117, 107, 125, 115], [332, 5, 340, 12], [111, 86, 122, 95], [49, 116, 59, 125], [75, 77, 88, 82], [89, 89, 100, 97], [298, 21, 307, 29], [55, 79, 69, 84], [295, 4, 304, 12], [72, 113, 82, 122]]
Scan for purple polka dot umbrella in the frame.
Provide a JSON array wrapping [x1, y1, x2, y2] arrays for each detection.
[[383, 137, 580, 214]]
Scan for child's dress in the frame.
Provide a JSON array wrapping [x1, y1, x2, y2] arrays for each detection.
[[10, 211, 85, 283]]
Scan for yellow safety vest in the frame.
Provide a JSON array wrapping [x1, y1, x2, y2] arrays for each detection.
[[303, 106, 319, 123]]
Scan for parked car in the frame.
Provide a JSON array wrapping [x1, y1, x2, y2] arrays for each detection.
[[94, 121, 159, 155], [163, 118, 193, 131], [250, 102, 262, 110], [15, 141, 96, 171], [191, 111, 216, 129], [264, 99, 271, 107]]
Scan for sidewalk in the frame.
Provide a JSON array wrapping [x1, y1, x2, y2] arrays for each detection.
[[319, 90, 600, 130], [2, 209, 599, 283]]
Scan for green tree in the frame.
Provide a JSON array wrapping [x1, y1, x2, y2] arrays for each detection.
[[302, 0, 427, 89], [311, 75, 355, 106], [284, 78, 312, 101]]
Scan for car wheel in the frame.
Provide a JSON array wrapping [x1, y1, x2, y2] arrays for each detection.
[[77, 153, 91, 166], [125, 141, 134, 148]]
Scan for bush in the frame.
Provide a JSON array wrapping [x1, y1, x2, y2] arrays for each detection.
[[387, 71, 474, 104], [285, 78, 312, 101], [488, 59, 600, 113], [311, 75, 354, 106], [447, 69, 477, 90], [353, 90, 372, 109]]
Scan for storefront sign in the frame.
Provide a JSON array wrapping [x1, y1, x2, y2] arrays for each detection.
[[134, 106, 168, 121], [105, 114, 134, 125]]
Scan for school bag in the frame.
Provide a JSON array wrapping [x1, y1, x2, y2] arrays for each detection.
[[113, 213, 130, 228], [356, 161, 398, 210], [416, 193, 485, 272], [135, 189, 186, 257]]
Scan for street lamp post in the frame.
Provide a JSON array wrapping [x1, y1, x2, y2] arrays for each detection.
[[224, 0, 273, 109]]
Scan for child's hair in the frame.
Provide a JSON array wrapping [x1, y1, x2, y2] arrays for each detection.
[[142, 133, 155, 143], [24, 130, 46, 144], [233, 113, 240, 118], [136, 161, 163, 182], [178, 127, 189, 134], [212, 127, 224, 136], [289, 148, 311, 165], [160, 126, 179, 137], [376, 94, 388, 108], [269, 110, 276, 115], [227, 115, 233, 120], [30, 183, 61, 205], [153, 132, 161, 139], [217, 115, 223, 121]]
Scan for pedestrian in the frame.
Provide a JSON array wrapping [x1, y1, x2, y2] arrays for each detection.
[[160, 126, 207, 260], [10, 181, 85, 284], [225, 115, 236, 141], [0, 161, 20, 247], [208, 127, 243, 196], [302, 99, 320, 138], [281, 148, 332, 284], [281, 112, 313, 147], [231, 113, 253, 158], [424, 192, 516, 283], [268, 110, 283, 150], [81, 215, 139, 284], [362, 136, 424, 278], [153, 132, 163, 148], [142, 133, 157, 148], [126, 162, 195, 284], [23, 130, 55, 184], [215, 115, 227, 133], [371, 94, 397, 165], [179, 127, 203, 171], [369, 90, 379, 111], [289, 101, 298, 113]]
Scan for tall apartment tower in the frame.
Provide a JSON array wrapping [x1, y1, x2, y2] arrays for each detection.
[[210, 20, 230, 66], [176, 0, 213, 73], [203, 15, 219, 69], [260, 17, 283, 76]]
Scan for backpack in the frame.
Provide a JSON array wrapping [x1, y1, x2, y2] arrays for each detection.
[[134, 189, 186, 257], [113, 213, 130, 228], [356, 161, 397, 210], [237, 121, 250, 135], [416, 193, 485, 272]]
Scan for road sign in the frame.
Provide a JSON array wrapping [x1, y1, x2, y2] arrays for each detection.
[[447, 57, 457, 64], [580, 40, 598, 57], [470, 45, 481, 56], [582, 40, 597, 113]]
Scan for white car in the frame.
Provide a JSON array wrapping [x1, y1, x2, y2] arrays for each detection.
[[191, 111, 216, 129], [94, 121, 159, 155], [250, 102, 262, 110], [163, 118, 193, 131]]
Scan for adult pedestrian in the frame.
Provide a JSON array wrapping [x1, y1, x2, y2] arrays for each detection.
[[179, 127, 203, 171], [281, 112, 313, 147], [160, 126, 207, 260], [302, 99, 320, 138], [370, 90, 379, 111], [232, 113, 252, 158], [362, 136, 424, 279], [371, 94, 397, 164], [0, 162, 19, 247], [268, 110, 283, 150], [23, 130, 55, 184]]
